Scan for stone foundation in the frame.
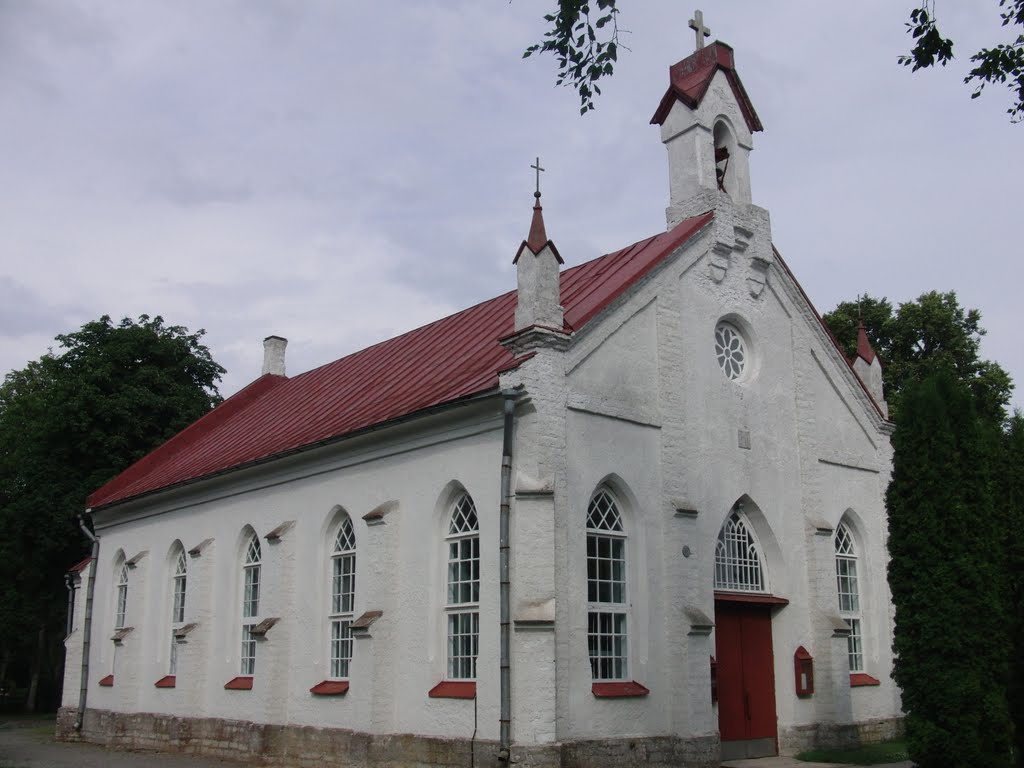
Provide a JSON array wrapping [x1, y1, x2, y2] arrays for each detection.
[[778, 717, 904, 755], [56, 707, 720, 768]]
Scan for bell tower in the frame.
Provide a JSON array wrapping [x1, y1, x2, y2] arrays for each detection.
[[650, 12, 763, 228]]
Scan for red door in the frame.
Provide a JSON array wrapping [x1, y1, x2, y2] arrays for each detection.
[[714, 602, 778, 759]]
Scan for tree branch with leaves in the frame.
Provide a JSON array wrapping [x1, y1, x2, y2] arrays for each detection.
[[900, 0, 1024, 122], [522, 0, 622, 114], [523, 2, 1024, 122]]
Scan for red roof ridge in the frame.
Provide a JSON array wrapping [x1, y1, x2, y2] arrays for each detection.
[[771, 246, 886, 420], [568, 211, 714, 331], [86, 373, 287, 507]]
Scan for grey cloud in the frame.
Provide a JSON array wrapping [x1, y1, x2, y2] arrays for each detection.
[[0, 276, 76, 337]]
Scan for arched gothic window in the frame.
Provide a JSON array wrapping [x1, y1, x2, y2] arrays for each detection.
[[586, 488, 628, 680], [714, 509, 766, 592], [445, 493, 479, 680], [241, 532, 261, 676], [115, 561, 129, 629], [170, 545, 187, 675], [834, 522, 863, 672], [329, 515, 356, 679]]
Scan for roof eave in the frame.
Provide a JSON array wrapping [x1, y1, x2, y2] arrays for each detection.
[[88, 386, 505, 514]]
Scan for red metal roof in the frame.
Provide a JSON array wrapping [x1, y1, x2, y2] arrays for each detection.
[[650, 42, 763, 133], [88, 212, 714, 510], [68, 557, 92, 574]]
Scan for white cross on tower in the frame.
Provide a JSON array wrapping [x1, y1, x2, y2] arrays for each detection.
[[688, 9, 710, 51]]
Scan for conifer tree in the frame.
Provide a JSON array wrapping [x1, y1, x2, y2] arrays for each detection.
[[887, 371, 1013, 768], [1001, 412, 1024, 765]]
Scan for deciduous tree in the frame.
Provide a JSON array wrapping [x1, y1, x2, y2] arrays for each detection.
[[0, 315, 223, 710], [823, 291, 1013, 424]]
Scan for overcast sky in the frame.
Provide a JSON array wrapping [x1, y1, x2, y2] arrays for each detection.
[[2, 1, 1021, 412]]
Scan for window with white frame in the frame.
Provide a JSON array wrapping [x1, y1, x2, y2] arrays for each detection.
[[587, 488, 628, 681], [241, 532, 261, 676], [834, 522, 863, 673], [169, 546, 186, 675], [714, 321, 747, 381], [714, 509, 766, 592], [329, 515, 356, 680], [115, 561, 129, 629], [445, 493, 479, 680]]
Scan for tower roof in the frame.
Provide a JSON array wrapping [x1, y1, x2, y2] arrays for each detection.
[[514, 192, 563, 264], [855, 321, 878, 365], [650, 41, 763, 132]]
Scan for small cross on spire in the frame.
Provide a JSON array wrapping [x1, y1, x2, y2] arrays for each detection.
[[688, 9, 710, 51], [531, 157, 545, 198]]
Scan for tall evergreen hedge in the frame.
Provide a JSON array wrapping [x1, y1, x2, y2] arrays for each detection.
[[1001, 415, 1024, 766], [886, 371, 1013, 768]]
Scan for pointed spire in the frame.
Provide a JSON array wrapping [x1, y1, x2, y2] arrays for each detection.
[[514, 158, 564, 333], [526, 191, 549, 253], [855, 321, 876, 365], [514, 158, 562, 265], [851, 320, 887, 418]]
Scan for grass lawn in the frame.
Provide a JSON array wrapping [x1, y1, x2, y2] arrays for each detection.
[[796, 739, 909, 764]]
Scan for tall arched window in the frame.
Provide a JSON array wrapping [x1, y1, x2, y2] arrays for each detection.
[[329, 515, 356, 680], [169, 545, 187, 675], [714, 509, 766, 592], [834, 522, 863, 672], [586, 488, 628, 680], [241, 532, 261, 676], [445, 493, 479, 680], [115, 560, 129, 629]]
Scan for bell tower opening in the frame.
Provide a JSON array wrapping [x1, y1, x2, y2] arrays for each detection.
[[713, 119, 738, 198]]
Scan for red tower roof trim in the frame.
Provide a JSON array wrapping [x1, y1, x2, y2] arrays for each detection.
[[650, 41, 763, 133], [513, 197, 563, 264]]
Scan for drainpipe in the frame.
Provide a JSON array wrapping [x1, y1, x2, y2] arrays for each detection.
[[63, 574, 76, 638], [498, 390, 517, 762], [75, 510, 99, 732]]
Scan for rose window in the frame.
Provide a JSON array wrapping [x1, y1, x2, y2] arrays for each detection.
[[715, 322, 746, 381]]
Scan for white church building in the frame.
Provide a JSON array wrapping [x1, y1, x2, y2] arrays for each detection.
[[59, 27, 903, 768]]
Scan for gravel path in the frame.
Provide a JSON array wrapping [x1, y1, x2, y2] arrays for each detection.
[[0, 718, 241, 768]]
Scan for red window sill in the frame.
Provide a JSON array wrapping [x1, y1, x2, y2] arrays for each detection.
[[850, 673, 880, 687], [224, 676, 254, 690], [592, 681, 650, 698], [428, 680, 476, 699], [98, 674, 114, 687], [154, 675, 176, 689], [310, 680, 350, 696]]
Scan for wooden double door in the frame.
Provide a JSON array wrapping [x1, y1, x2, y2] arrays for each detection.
[[714, 601, 778, 761]]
